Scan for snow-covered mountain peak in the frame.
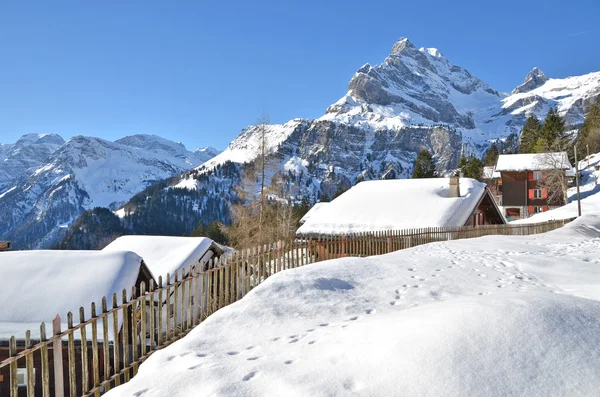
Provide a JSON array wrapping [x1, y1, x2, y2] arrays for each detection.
[[195, 146, 221, 158], [390, 37, 417, 55], [424, 47, 444, 58], [0, 133, 66, 191], [512, 67, 549, 94], [322, 38, 501, 142]]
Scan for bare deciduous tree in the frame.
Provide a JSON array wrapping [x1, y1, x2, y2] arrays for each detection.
[[223, 114, 303, 250], [536, 150, 570, 206]]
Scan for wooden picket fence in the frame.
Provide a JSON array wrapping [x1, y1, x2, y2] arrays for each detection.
[[0, 217, 575, 397]]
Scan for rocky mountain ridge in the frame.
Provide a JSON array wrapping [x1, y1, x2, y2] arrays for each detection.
[[0, 133, 219, 248]]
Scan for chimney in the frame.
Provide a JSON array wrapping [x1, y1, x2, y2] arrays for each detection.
[[449, 176, 461, 198]]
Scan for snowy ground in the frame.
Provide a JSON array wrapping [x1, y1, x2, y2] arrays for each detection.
[[106, 212, 600, 397]]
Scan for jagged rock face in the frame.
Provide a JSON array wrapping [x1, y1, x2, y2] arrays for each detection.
[[0, 134, 219, 249], [512, 67, 549, 94], [0, 133, 64, 191], [344, 38, 498, 131]]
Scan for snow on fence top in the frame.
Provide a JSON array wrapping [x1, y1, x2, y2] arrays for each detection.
[[495, 152, 572, 172], [296, 178, 487, 235], [103, 236, 223, 282], [0, 250, 143, 338]]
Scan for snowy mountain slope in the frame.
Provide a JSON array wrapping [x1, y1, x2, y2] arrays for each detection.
[[498, 68, 600, 130], [106, 214, 600, 397], [0, 133, 64, 191], [0, 134, 218, 249]]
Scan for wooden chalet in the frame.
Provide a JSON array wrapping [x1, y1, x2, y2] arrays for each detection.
[[482, 166, 502, 205], [0, 241, 10, 252], [296, 177, 505, 258], [495, 152, 573, 221], [0, 250, 153, 397]]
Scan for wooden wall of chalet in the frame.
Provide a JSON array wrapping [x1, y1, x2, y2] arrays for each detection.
[[501, 172, 527, 206]]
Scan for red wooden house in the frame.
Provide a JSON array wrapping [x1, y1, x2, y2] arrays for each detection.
[[494, 152, 573, 221]]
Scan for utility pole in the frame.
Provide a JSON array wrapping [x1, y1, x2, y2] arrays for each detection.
[[575, 146, 582, 217]]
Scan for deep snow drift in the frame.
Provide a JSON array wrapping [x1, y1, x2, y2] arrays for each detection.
[[106, 213, 600, 397]]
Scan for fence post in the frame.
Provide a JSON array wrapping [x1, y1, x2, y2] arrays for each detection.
[[52, 315, 65, 397], [79, 308, 89, 394], [40, 323, 51, 397], [67, 313, 77, 397], [9, 336, 17, 397], [25, 331, 34, 397]]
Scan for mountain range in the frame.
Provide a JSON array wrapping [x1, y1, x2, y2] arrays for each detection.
[[3, 37, 600, 249], [0, 134, 219, 249]]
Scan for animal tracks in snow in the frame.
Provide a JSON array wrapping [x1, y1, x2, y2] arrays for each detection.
[[243, 371, 259, 381]]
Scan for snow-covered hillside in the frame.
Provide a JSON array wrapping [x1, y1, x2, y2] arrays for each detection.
[[106, 213, 600, 397], [0, 134, 219, 249]]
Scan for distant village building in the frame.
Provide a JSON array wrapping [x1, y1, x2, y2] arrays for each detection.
[[0, 250, 152, 397], [0, 241, 10, 252], [494, 152, 573, 221], [296, 177, 505, 237]]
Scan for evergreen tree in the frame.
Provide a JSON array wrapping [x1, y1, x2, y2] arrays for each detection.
[[577, 95, 600, 155], [519, 116, 541, 153], [483, 143, 500, 166], [538, 107, 568, 151], [332, 185, 347, 199], [502, 132, 519, 154], [457, 156, 484, 181], [412, 149, 436, 178]]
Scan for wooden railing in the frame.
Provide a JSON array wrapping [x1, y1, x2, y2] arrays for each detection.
[[0, 217, 575, 397]]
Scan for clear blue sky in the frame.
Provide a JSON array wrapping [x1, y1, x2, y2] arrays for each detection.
[[1, 0, 598, 151]]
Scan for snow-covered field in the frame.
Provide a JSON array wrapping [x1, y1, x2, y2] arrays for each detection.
[[106, 210, 600, 396]]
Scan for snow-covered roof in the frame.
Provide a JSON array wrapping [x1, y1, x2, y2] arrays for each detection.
[[495, 152, 572, 172], [0, 250, 144, 339], [297, 178, 488, 235], [300, 202, 329, 224], [103, 236, 224, 282], [482, 166, 500, 180]]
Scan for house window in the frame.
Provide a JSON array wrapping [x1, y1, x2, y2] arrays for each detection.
[[17, 368, 35, 387], [533, 206, 543, 214], [533, 189, 542, 199], [533, 171, 542, 180]]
